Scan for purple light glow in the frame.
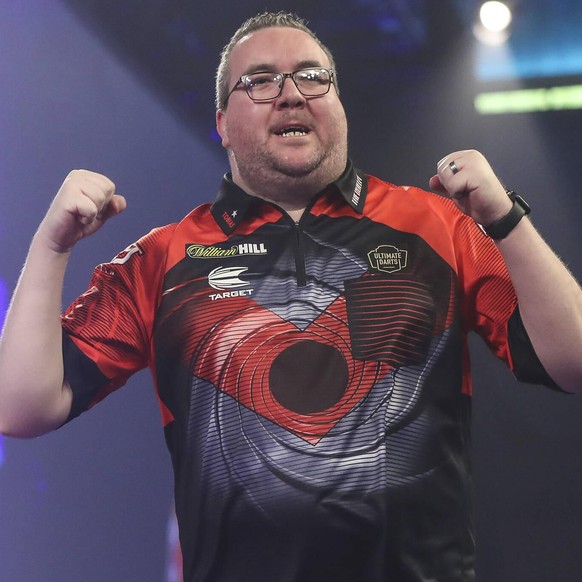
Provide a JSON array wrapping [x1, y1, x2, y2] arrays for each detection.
[[0, 278, 5, 467]]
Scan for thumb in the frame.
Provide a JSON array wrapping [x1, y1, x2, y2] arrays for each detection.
[[100, 194, 127, 223], [428, 174, 446, 194]]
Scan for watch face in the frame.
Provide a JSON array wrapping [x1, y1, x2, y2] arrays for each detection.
[[511, 192, 531, 214]]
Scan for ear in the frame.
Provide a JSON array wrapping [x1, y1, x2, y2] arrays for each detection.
[[216, 109, 230, 148]]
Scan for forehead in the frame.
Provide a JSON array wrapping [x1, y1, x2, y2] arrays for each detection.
[[229, 27, 331, 77]]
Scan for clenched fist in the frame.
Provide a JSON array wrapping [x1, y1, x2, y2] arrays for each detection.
[[37, 170, 127, 253], [429, 150, 513, 227]]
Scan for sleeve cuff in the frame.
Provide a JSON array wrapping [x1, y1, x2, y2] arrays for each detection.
[[62, 330, 111, 422], [507, 307, 564, 392]]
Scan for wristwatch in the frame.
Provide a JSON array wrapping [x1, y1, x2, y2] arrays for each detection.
[[482, 190, 531, 240]]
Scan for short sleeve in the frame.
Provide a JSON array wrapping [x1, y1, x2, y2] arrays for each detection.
[[454, 214, 558, 388], [61, 225, 175, 420]]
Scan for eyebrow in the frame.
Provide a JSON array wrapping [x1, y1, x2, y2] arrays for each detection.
[[241, 60, 325, 76]]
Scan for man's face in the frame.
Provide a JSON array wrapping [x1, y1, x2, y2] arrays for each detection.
[[216, 27, 348, 205]]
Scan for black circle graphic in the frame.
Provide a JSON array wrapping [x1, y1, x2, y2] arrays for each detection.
[[269, 340, 349, 414]]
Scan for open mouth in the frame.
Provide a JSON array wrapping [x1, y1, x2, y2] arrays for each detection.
[[276, 126, 310, 137]]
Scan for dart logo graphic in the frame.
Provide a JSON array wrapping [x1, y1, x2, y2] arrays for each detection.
[[207, 266, 253, 302], [208, 266, 250, 290]]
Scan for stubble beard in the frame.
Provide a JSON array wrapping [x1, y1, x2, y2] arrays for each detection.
[[232, 130, 348, 208]]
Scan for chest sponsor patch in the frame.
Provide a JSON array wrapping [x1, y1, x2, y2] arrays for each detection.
[[186, 242, 267, 258], [367, 245, 408, 274]]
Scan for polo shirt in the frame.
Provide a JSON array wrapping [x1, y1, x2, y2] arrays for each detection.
[[62, 161, 554, 581]]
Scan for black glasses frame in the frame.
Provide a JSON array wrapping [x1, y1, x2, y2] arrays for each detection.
[[223, 67, 335, 108]]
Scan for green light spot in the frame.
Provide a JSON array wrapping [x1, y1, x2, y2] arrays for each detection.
[[475, 85, 582, 114]]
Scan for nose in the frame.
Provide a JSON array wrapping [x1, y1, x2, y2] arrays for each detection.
[[276, 75, 306, 109]]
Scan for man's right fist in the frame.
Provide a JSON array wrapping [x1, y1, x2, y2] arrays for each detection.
[[38, 170, 127, 253]]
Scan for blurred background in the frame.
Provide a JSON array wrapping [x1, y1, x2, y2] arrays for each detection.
[[1, 1, 581, 580]]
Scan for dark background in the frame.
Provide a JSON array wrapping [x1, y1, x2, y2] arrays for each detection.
[[1, 1, 581, 580]]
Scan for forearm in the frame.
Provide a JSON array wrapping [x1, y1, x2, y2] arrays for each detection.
[[0, 232, 73, 437], [496, 217, 582, 392]]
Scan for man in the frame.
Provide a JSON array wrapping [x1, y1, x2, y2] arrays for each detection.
[[1, 10, 581, 582]]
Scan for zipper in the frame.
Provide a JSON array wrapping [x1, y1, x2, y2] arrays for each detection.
[[272, 200, 318, 288], [293, 220, 307, 287]]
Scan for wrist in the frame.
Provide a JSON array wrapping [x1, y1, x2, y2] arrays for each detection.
[[481, 190, 531, 240], [32, 229, 74, 258]]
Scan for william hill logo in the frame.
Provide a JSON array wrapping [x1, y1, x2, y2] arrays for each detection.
[[367, 245, 408, 274], [186, 242, 267, 259]]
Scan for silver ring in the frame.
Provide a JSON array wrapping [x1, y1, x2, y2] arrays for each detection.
[[449, 161, 459, 175]]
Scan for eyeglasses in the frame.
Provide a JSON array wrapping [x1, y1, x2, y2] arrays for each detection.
[[223, 67, 335, 108]]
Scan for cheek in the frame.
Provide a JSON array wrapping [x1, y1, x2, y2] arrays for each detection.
[[324, 105, 348, 142], [222, 118, 251, 150], [218, 103, 262, 149], [227, 115, 264, 150]]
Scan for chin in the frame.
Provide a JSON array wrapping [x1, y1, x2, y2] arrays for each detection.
[[273, 152, 327, 177], [276, 164, 317, 179]]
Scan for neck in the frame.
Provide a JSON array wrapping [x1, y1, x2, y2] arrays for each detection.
[[229, 161, 345, 216], [241, 185, 309, 222], [286, 208, 305, 223]]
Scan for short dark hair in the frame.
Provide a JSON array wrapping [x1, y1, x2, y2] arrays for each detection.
[[215, 11, 337, 110]]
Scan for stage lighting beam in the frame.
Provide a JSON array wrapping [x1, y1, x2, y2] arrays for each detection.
[[480, 1, 512, 33]]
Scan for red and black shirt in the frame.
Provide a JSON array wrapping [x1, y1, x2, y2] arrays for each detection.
[[62, 161, 554, 582]]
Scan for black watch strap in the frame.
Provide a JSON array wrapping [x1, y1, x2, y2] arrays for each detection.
[[482, 190, 531, 240]]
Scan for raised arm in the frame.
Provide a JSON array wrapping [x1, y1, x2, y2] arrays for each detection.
[[0, 170, 126, 437], [429, 150, 582, 393]]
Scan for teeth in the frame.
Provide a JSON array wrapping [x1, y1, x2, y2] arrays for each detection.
[[279, 127, 307, 137]]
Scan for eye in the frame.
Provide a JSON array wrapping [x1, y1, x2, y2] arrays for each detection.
[[297, 69, 327, 84], [246, 72, 277, 89]]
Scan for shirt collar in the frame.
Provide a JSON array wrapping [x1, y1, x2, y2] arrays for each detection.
[[210, 159, 368, 235]]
